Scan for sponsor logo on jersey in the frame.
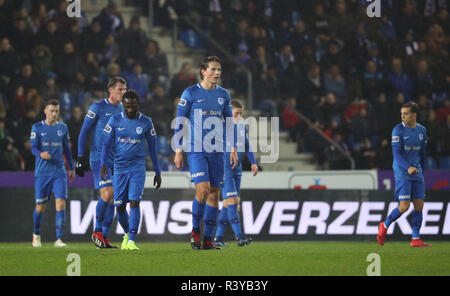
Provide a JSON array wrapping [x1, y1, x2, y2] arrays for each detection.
[[226, 191, 238, 197], [200, 110, 222, 116], [150, 128, 156, 136], [42, 142, 62, 147], [179, 98, 187, 106], [104, 125, 112, 133], [117, 137, 141, 144], [404, 145, 421, 151], [30, 132, 36, 139], [392, 136, 399, 143]]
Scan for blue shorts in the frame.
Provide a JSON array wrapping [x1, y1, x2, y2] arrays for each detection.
[[221, 173, 241, 199], [187, 152, 224, 188], [113, 170, 146, 206], [394, 178, 426, 201], [91, 161, 113, 190], [34, 174, 67, 204]]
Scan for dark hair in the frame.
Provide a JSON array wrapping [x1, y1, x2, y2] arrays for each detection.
[[402, 101, 419, 114], [45, 99, 60, 107], [231, 100, 243, 109], [199, 56, 221, 80], [107, 76, 127, 89], [122, 89, 139, 101]]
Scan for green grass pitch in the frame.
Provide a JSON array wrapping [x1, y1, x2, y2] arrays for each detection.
[[1, 241, 450, 276]]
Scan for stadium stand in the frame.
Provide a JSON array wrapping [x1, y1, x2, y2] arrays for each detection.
[[0, 0, 449, 172]]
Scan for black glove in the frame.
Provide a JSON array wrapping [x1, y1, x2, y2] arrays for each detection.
[[75, 156, 90, 177], [153, 174, 161, 189]]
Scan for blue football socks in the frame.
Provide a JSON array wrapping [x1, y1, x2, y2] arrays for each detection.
[[33, 209, 43, 235], [129, 207, 141, 241], [94, 198, 108, 233], [102, 202, 115, 239], [411, 210, 423, 239], [55, 210, 65, 240], [384, 207, 403, 228], [215, 206, 228, 239], [192, 198, 206, 233], [228, 204, 244, 239], [203, 204, 218, 240], [116, 208, 129, 234]]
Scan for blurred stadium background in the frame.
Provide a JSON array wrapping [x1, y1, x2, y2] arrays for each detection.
[[0, 0, 449, 244]]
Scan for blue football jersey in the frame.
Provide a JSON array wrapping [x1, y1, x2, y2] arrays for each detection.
[[223, 121, 257, 175], [30, 121, 73, 176], [102, 112, 161, 175], [176, 83, 233, 153], [391, 122, 427, 181], [78, 98, 123, 166]]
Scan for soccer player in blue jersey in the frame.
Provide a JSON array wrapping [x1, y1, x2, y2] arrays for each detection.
[[214, 100, 258, 247], [76, 77, 126, 248], [377, 102, 431, 247], [101, 90, 161, 251], [31, 99, 75, 247], [173, 56, 238, 250]]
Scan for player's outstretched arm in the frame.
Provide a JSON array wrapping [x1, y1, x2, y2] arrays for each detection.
[[244, 131, 258, 176], [76, 107, 98, 176], [174, 149, 184, 169], [62, 129, 75, 182], [230, 147, 239, 170], [100, 119, 114, 178], [145, 121, 162, 189]]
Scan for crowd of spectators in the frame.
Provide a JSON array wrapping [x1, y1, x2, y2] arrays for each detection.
[[164, 0, 450, 170], [0, 0, 184, 171], [0, 0, 449, 172]]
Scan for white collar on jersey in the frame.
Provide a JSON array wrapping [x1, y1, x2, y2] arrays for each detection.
[[121, 112, 142, 119], [197, 83, 218, 90]]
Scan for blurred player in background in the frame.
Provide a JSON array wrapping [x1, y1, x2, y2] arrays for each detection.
[[173, 56, 238, 250], [76, 76, 126, 248], [31, 99, 75, 247], [377, 102, 431, 247], [101, 90, 161, 251], [214, 100, 258, 247]]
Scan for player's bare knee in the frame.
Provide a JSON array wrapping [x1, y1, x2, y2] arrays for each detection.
[[206, 190, 220, 207], [228, 197, 239, 205], [398, 201, 410, 213], [35, 203, 46, 213], [55, 199, 65, 211], [100, 187, 114, 203], [196, 187, 210, 200], [412, 199, 424, 211]]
